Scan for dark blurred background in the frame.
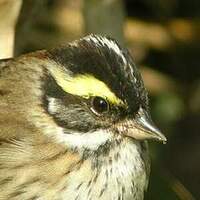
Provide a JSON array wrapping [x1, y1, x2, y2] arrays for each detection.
[[11, 0, 200, 199]]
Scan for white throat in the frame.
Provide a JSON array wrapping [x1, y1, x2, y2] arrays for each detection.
[[55, 128, 113, 151]]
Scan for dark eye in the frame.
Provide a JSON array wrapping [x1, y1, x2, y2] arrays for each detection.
[[90, 96, 109, 115]]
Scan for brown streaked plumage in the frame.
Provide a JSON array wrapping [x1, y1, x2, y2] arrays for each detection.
[[0, 35, 166, 200]]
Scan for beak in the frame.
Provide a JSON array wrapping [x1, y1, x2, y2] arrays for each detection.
[[122, 108, 167, 143]]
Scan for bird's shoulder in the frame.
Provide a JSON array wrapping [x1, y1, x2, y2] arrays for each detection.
[[0, 137, 83, 199]]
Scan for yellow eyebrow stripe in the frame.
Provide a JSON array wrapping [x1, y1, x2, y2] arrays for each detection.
[[49, 66, 125, 106]]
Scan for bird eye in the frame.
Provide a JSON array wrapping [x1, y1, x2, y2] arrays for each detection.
[[90, 96, 109, 115]]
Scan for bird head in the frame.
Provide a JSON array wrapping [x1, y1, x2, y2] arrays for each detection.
[[39, 34, 166, 151]]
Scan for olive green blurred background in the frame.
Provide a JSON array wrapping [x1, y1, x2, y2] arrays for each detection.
[[13, 0, 200, 199]]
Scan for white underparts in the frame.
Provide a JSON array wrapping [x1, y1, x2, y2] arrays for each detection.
[[60, 139, 147, 200]]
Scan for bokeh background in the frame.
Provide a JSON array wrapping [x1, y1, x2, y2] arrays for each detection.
[[1, 0, 200, 199]]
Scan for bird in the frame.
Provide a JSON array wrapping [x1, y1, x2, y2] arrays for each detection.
[[0, 34, 166, 200]]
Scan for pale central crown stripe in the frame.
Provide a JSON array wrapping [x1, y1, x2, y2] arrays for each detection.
[[49, 66, 124, 105]]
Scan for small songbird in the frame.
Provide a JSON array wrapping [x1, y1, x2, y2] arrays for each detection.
[[0, 35, 166, 200]]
